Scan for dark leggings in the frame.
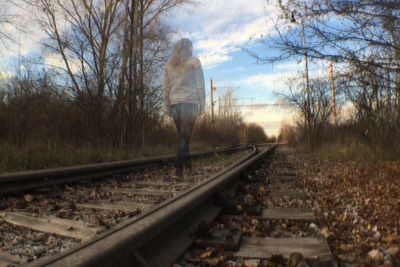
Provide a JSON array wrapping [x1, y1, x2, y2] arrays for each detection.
[[170, 103, 198, 170]]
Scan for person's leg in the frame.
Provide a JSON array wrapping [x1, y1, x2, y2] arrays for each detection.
[[170, 104, 184, 176], [181, 104, 198, 169], [179, 113, 190, 168]]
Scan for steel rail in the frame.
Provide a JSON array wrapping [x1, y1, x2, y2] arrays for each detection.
[[30, 145, 276, 267], [0, 145, 249, 194]]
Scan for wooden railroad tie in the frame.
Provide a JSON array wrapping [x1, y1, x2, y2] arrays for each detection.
[[234, 237, 332, 261], [0, 212, 104, 242], [76, 200, 151, 212], [261, 207, 316, 222], [100, 187, 173, 196]]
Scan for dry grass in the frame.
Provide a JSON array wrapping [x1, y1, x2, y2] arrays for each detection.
[[311, 142, 376, 160], [0, 142, 218, 172]]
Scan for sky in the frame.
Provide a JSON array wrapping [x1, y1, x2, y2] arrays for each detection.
[[0, 0, 334, 137], [167, 0, 302, 136]]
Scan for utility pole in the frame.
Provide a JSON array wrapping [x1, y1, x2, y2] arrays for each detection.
[[18, 31, 21, 79], [210, 78, 214, 124], [210, 80, 240, 118], [218, 96, 221, 116], [329, 63, 337, 126]]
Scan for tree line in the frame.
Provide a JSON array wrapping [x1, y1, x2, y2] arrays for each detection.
[[264, 0, 400, 155], [0, 0, 268, 171]]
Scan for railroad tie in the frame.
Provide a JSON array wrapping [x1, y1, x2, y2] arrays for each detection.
[[100, 187, 173, 196], [131, 181, 191, 187], [0, 249, 22, 266], [0, 212, 104, 242], [260, 207, 316, 222], [234, 237, 332, 260], [267, 190, 308, 199], [76, 200, 152, 212], [229, 147, 335, 265]]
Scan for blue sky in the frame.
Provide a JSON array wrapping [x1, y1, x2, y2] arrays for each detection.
[[165, 0, 303, 136], [0, 0, 329, 137]]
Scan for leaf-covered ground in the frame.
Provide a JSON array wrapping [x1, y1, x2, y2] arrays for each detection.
[[296, 154, 400, 266]]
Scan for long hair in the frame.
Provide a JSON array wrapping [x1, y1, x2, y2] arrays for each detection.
[[168, 38, 194, 71]]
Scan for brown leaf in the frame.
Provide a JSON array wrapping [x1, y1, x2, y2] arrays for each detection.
[[24, 194, 34, 203], [288, 252, 303, 267], [258, 185, 265, 193], [385, 234, 399, 243], [339, 243, 355, 253], [202, 257, 219, 265], [338, 253, 356, 263], [368, 249, 384, 263], [199, 250, 212, 259], [387, 245, 400, 260], [243, 259, 260, 267]]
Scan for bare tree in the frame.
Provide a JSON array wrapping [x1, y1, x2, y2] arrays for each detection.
[[249, 0, 400, 153], [33, 0, 123, 143], [113, 0, 188, 147], [282, 75, 333, 150], [33, 0, 189, 147], [264, 1, 400, 109], [338, 59, 400, 153]]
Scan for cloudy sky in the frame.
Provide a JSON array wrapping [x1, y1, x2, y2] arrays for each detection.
[[167, 0, 304, 136], [0, 0, 331, 137]]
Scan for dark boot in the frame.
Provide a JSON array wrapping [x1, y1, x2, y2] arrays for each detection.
[[184, 160, 192, 170], [174, 168, 184, 182]]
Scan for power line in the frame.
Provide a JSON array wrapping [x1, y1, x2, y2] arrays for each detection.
[[219, 103, 284, 108]]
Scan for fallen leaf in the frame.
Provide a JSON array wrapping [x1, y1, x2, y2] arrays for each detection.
[[373, 231, 381, 240], [258, 185, 265, 193], [288, 252, 303, 267], [243, 259, 260, 267], [203, 257, 219, 265], [24, 194, 33, 203], [199, 250, 212, 259], [338, 253, 356, 263], [309, 223, 318, 231], [385, 234, 399, 243], [387, 245, 400, 259], [339, 243, 355, 252], [320, 227, 330, 237], [368, 249, 384, 263]]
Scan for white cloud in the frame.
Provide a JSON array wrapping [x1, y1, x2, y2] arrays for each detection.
[[173, 0, 280, 68], [195, 17, 273, 68], [239, 71, 298, 95], [44, 54, 80, 74], [199, 54, 232, 69], [0, 1, 45, 67], [0, 0, 85, 70], [235, 60, 333, 95], [0, 70, 12, 80]]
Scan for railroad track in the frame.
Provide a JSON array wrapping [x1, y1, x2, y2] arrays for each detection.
[[0, 145, 248, 194], [174, 145, 337, 267], [0, 145, 253, 266], [0, 145, 337, 267]]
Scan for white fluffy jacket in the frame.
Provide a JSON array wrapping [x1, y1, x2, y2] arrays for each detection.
[[162, 57, 206, 114]]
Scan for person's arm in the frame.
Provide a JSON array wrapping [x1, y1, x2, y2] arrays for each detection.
[[162, 65, 171, 114], [195, 59, 206, 114]]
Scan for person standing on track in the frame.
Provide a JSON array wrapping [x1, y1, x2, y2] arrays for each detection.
[[162, 38, 205, 180]]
